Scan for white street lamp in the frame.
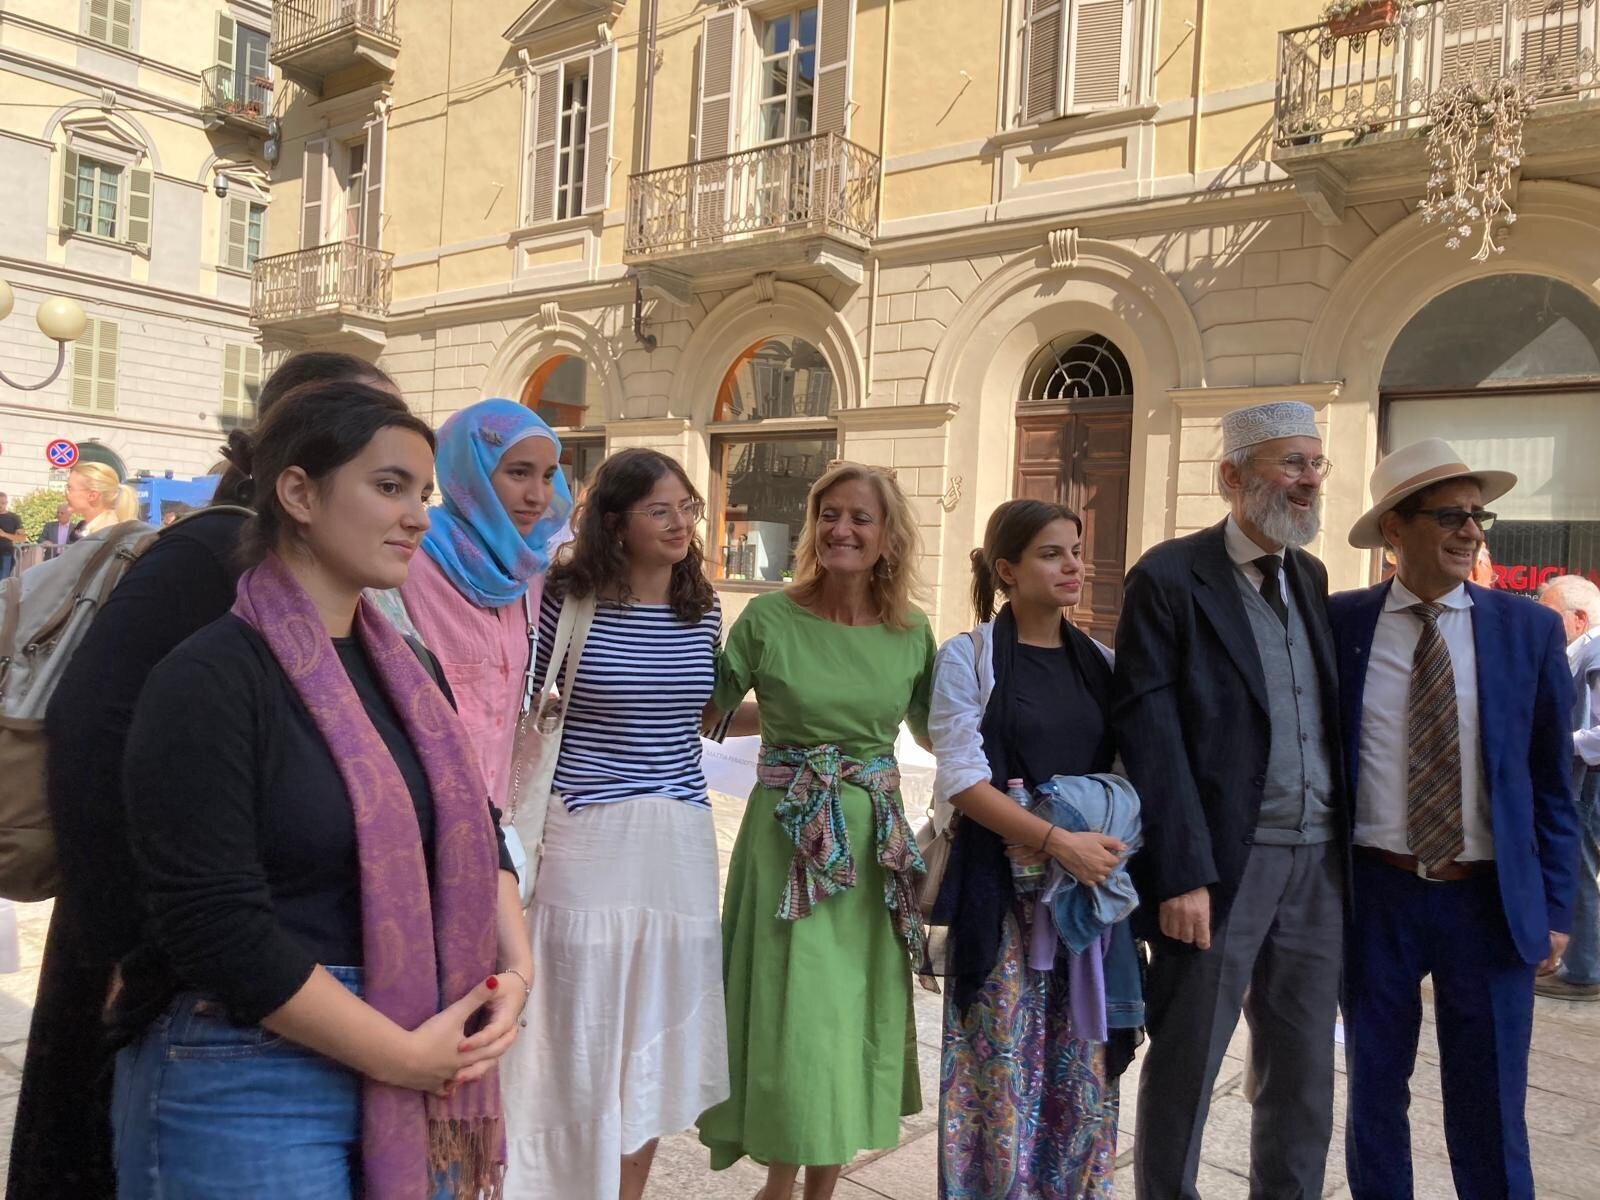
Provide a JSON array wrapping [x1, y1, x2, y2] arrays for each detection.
[[0, 279, 89, 390]]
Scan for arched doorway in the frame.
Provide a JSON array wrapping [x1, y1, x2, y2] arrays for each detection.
[[520, 355, 605, 492], [1014, 333, 1133, 642], [1381, 273, 1600, 592]]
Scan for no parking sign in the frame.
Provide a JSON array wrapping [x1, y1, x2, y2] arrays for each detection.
[[46, 439, 78, 469]]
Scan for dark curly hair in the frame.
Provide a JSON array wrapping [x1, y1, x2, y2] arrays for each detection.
[[219, 380, 435, 566], [547, 448, 714, 623]]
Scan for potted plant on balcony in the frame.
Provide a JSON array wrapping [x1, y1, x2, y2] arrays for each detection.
[[1322, 0, 1401, 38]]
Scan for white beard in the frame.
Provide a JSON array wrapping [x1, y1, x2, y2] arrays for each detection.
[[1240, 474, 1321, 548]]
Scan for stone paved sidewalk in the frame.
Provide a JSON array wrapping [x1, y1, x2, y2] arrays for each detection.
[[3, 790, 1598, 1196]]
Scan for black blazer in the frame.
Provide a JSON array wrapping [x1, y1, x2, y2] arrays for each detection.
[[1112, 519, 1347, 947]]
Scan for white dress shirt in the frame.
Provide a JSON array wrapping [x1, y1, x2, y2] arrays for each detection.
[[1570, 629, 1600, 767], [1354, 579, 1492, 860], [1224, 514, 1283, 591]]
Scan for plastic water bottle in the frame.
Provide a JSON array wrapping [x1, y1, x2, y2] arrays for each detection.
[[1007, 778, 1047, 892]]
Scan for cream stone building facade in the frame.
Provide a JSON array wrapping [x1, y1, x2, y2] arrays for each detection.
[[0, 0, 275, 495], [258, 0, 1600, 640]]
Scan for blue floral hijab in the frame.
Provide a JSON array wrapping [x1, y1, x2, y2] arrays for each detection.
[[419, 398, 573, 609]]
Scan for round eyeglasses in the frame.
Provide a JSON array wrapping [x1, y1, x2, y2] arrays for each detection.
[[625, 500, 706, 530]]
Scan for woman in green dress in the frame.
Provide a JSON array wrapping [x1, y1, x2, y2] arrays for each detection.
[[698, 461, 937, 1200]]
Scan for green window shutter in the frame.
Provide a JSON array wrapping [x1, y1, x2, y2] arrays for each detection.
[[59, 148, 80, 233], [223, 196, 249, 270], [110, 0, 133, 50], [221, 343, 243, 418], [70, 321, 98, 410], [126, 167, 153, 250], [95, 321, 118, 411], [242, 345, 262, 419], [247, 203, 265, 265]]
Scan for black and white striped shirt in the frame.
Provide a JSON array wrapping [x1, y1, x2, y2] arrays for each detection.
[[535, 590, 719, 810]]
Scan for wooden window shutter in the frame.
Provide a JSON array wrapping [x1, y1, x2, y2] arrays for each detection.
[[215, 12, 236, 73], [362, 108, 386, 248], [242, 345, 262, 418], [301, 139, 326, 248], [694, 7, 743, 161], [814, 0, 856, 136], [582, 43, 617, 215], [72, 319, 118, 412], [59, 147, 81, 232], [222, 343, 244, 418], [526, 63, 561, 225], [1520, 0, 1583, 91], [126, 167, 153, 249], [110, 0, 133, 50], [70, 320, 98, 410], [1066, 0, 1132, 112], [94, 320, 118, 410], [85, 0, 110, 44], [223, 196, 249, 270], [1022, 0, 1065, 124]]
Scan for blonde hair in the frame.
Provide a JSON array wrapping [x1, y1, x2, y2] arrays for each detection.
[[72, 462, 139, 522], [789, 461, 924, 629]]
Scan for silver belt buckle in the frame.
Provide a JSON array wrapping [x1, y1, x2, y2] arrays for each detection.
[[1416, 859, 1443, 883]]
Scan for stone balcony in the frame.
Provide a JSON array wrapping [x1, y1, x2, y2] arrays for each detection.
[[624, 132, 880, 300], [270, 0, 399, 94], [251, 241, 392, 351], [1273, 0, 1600, 224]]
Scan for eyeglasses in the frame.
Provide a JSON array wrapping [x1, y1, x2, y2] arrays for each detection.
[[1410, 507, 1497, 533], [625, 500, 705, 529], [1249, 454, 1333, 480]]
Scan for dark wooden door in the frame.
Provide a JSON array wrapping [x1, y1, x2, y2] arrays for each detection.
[[1013, 397, 1132, 644]]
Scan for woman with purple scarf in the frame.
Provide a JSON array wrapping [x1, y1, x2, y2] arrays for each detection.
[[114, 382, 530, 1199]]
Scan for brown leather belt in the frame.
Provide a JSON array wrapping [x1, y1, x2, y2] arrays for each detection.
[[1359, 846, 1494, 882]]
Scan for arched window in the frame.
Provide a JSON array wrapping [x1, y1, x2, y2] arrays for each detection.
[[1382, 274, 1600, 593], [1023, 333, 1134, 401], [520, 355, 605, 490], [709, 336, 837, 583]]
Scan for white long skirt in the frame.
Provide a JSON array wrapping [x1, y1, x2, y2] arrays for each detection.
[[500, 795, 729, 1199]]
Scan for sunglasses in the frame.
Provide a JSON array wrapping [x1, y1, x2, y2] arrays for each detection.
[[1410, 507, 1497, 533]]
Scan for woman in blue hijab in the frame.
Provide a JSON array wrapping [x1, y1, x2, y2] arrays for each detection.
[[397, 397, 573, 821]]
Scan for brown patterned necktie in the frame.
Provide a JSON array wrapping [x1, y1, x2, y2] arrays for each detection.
[[1406, 602, 1465, 871]]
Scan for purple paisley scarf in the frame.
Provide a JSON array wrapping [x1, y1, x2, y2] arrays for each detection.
[[232, 554, 505, 1199]]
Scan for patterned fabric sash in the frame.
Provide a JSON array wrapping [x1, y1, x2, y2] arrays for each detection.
[[758, 743, 927, 962], [232, 554, 504, 1200]]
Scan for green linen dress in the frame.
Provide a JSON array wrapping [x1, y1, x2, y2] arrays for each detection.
[[698, 590, 938, 1170]]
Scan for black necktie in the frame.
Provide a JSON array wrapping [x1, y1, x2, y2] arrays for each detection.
[[1253, 554, 1288, 628]]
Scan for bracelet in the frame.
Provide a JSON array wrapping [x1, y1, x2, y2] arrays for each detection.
[[502, 967, 531, 998], [1038, 824, 1059, 853]]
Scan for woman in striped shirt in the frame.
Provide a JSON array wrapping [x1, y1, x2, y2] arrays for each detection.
[[498, 448, 729, 1200]]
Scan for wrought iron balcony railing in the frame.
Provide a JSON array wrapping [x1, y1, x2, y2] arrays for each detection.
[[1276, 0, 1600, 147], [251, 242, 392, 325], [272, 0, 397, 63], [201, 66, 273, 124], [626, 132, 880, 258]]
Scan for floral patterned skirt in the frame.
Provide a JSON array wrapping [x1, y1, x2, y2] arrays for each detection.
[[938, 903, 1119, 1200]]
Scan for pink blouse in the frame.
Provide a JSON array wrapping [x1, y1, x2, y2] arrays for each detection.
[[398, 551, 543, 806]]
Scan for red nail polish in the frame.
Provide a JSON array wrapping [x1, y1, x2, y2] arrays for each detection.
[[485, 975, 498, 990]]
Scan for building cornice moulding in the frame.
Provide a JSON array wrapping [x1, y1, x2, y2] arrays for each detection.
[[1167, 382, 1344, 417], [0, 399, 237, 443], [0, 12, 202, 86], [0, 47, 203, 130], [835, 403, 959, 431], [0, 257, 251, 325]]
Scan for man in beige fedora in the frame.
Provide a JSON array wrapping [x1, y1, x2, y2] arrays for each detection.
[[1327, 437, 1579, 1199]]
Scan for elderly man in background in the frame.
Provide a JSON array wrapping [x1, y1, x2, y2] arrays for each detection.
[[1116, 401, 1346, 1199], [1536, 574, 1600, 1002], [1329, 439, 1578, 1199]]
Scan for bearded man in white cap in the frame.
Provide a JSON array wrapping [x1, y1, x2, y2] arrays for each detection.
[[1116, 401, 1347, 1199], [1328, 439, 1578, 1199]]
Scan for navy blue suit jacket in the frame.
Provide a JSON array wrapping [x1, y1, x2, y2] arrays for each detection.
[[1327, 581, 1580, 964]]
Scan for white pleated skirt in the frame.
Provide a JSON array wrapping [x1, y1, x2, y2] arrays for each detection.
[[499, 795, 729, 1200]]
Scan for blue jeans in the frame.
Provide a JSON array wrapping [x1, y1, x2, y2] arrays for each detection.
[[1560, 770, 1600, 986], [112, 967, 454, 1199]]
